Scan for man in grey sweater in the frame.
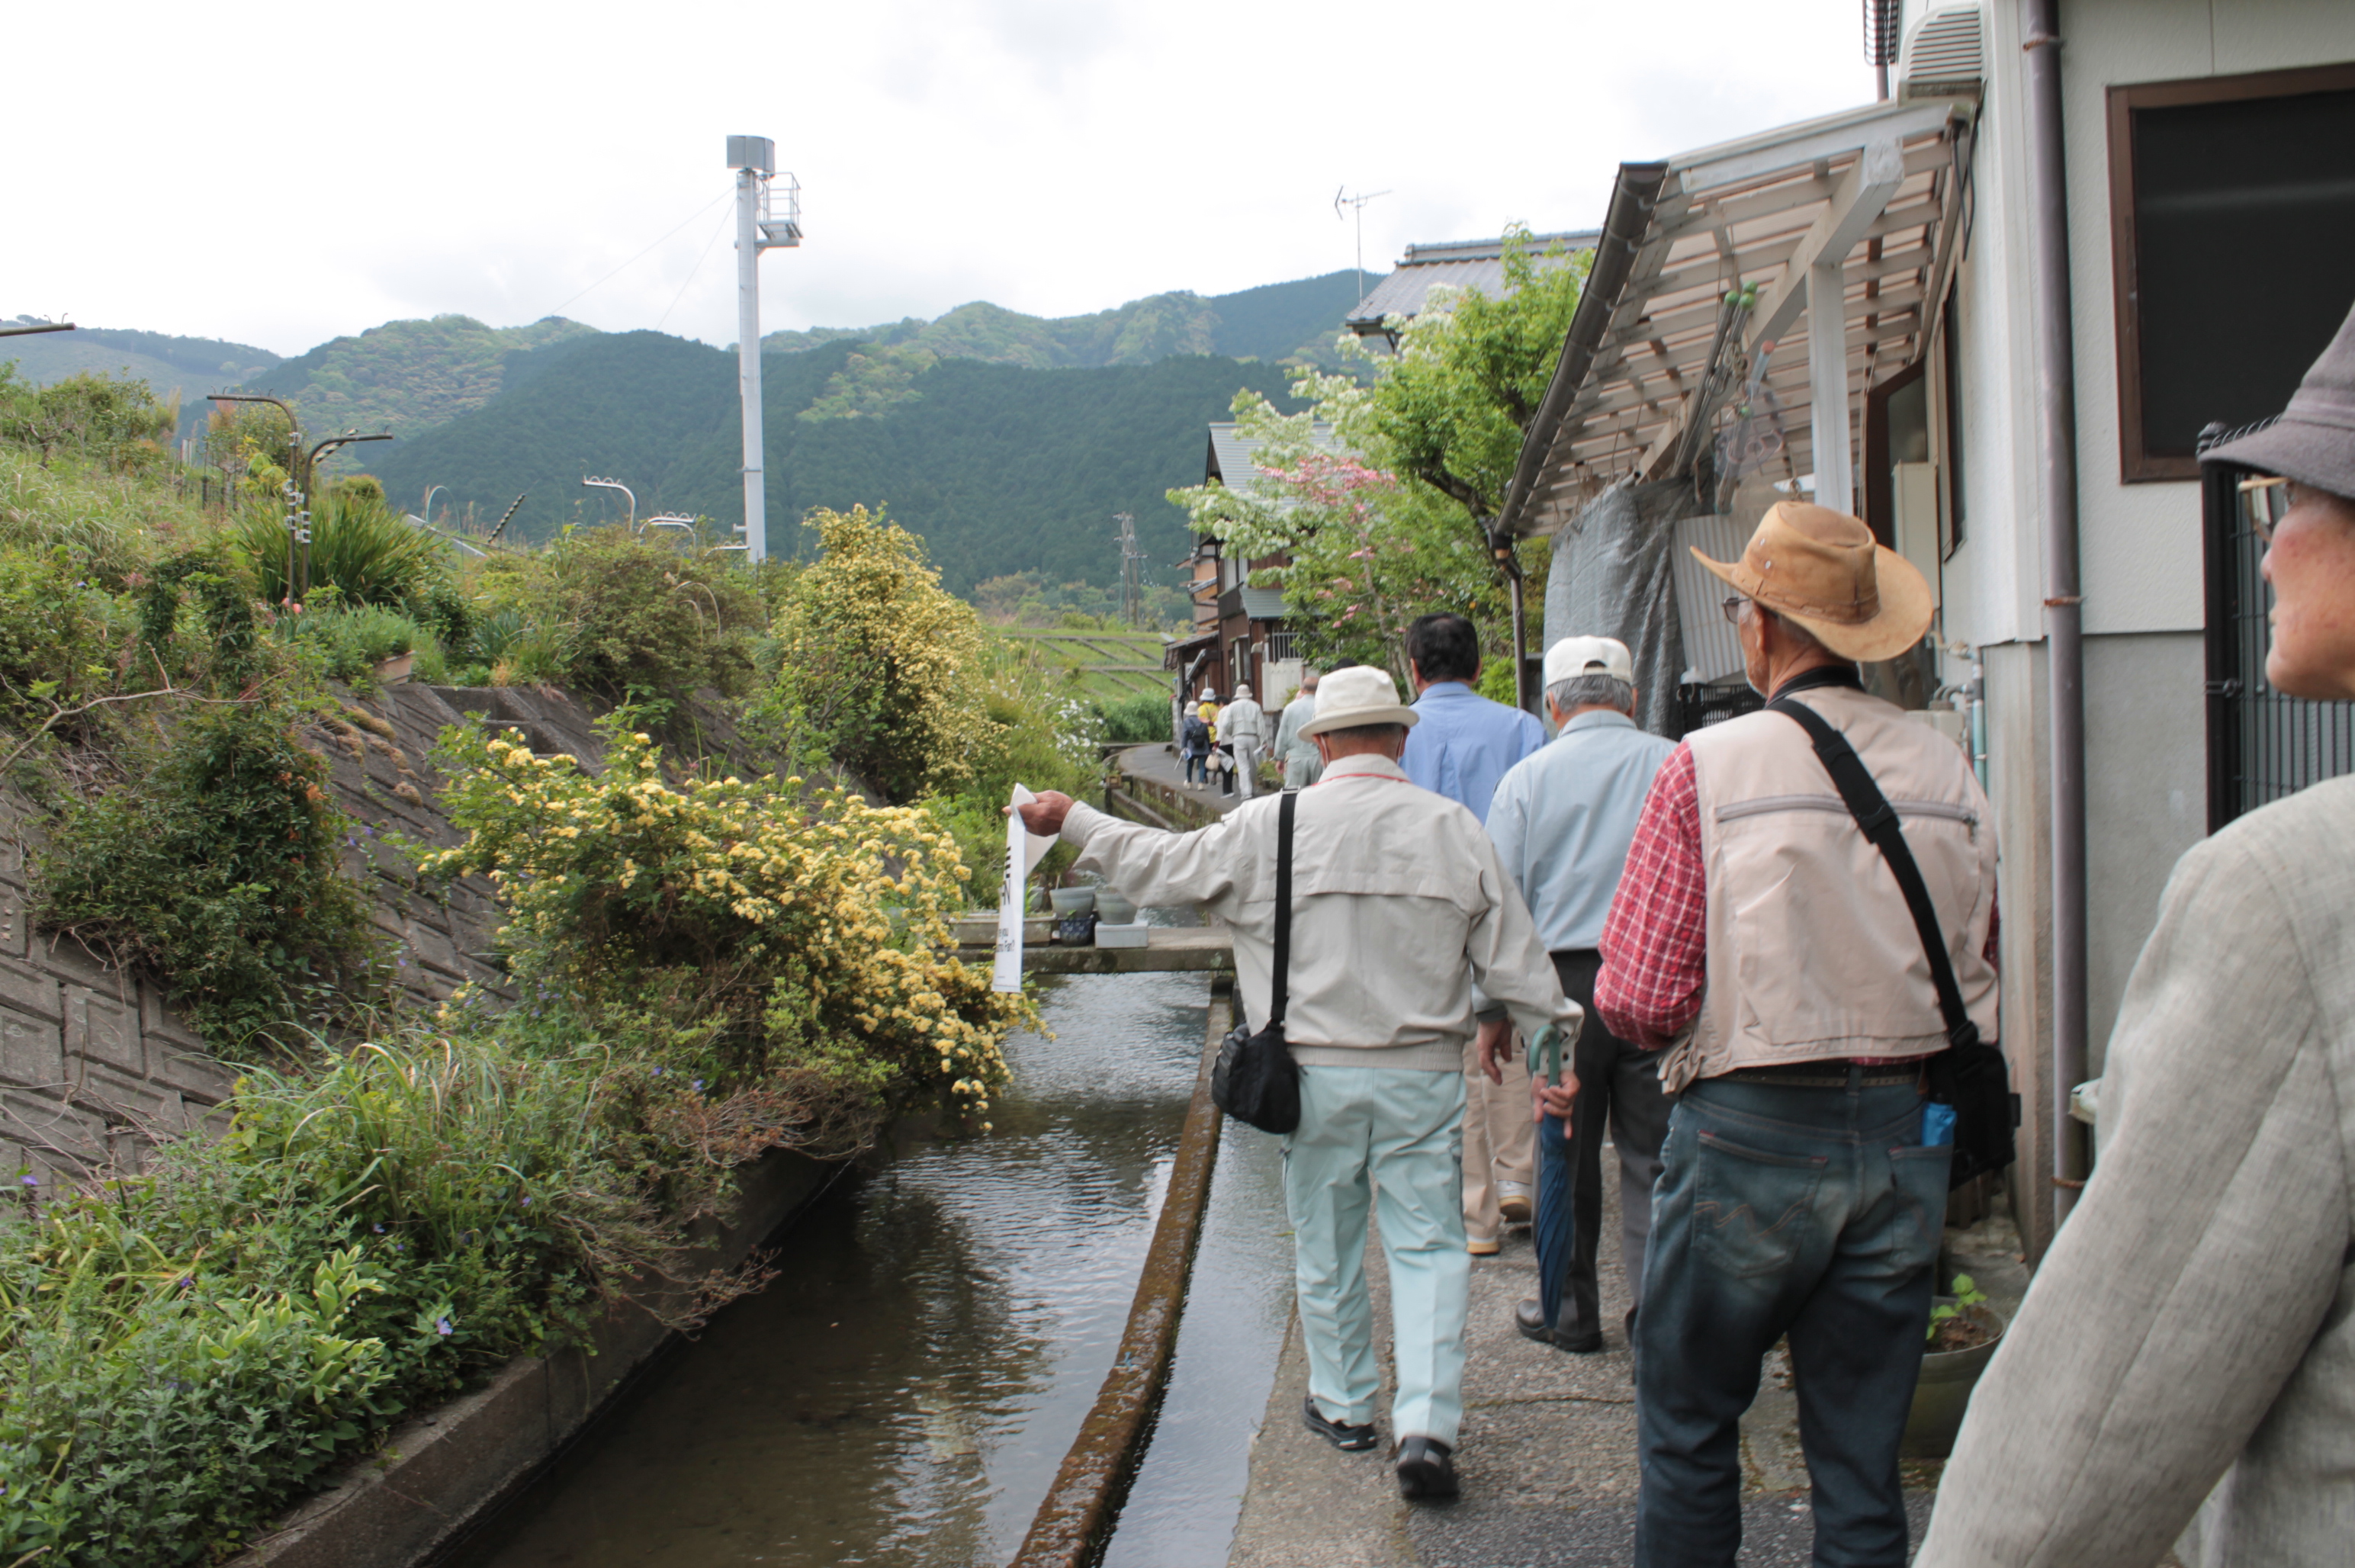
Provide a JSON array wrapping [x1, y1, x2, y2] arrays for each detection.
[[1920, 299, 2355, 1566]]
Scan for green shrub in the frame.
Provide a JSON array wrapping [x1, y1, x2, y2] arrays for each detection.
[[0, 1032, 699, 1566], [232, 492, 446, 609], [31, 702, 381, 1058], [1094, 689, 1171, 744], [529, 528, 760, 713], [278, 601, 426, 686], [0, 368, 175, 471], [0, 545, 133, 737]]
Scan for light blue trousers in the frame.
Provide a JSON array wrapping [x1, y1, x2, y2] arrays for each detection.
[[1282, 1063, 1469, 1445]]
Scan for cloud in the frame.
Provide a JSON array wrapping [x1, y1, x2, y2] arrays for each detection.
[[4, 0, 1880, 356]]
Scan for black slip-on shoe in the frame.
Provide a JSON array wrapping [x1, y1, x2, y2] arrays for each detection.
[[1513, 1296, 1605, 1353], [1395, 1435, 1458, 1502], [1301, 1396, 1378, 1452]]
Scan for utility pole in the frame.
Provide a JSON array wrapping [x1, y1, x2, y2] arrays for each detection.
[[728, 136, 802, 563]]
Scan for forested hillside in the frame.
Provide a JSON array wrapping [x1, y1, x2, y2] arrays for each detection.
[[1, 322, 278, 412], [369, 333, 1302, 592], [760, 270, 1367, 369], [214, 314, 596, 449]]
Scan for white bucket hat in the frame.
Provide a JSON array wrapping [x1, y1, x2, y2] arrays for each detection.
[[1300, 666, 1420, 737]]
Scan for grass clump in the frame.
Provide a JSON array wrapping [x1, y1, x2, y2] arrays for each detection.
[[0, 1032, 709, 1567]]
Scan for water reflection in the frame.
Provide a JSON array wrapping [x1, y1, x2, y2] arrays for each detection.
[[453, 956, 1287, 1568]]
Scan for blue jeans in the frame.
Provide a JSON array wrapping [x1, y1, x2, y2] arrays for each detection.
[[1634, 1075, 1950, 1568]]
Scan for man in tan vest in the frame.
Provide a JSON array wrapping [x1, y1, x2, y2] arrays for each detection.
[[1593, 503, 1998, 1567]]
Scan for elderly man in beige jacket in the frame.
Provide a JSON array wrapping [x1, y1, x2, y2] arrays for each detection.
[[1920, 300, 2355, 1567], [1017, 665, 1579, 1505]]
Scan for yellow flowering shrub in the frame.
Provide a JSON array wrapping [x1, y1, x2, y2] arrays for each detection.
[[761, 505, 995, 804], [421, 715, 1026, 1151]]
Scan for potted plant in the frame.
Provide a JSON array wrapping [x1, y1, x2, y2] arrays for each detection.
[[1902, 1274, 2006, 1458]]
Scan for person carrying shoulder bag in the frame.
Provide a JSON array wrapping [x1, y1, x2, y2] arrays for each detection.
[[1594, 502, 2001, 1568], [1017, 666, 1579, 1504]]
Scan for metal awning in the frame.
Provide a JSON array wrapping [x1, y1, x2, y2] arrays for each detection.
[[1498, 97, 1977, 538]]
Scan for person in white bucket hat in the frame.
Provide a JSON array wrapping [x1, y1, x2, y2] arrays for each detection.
[[1017, 661, 1579, 1503]]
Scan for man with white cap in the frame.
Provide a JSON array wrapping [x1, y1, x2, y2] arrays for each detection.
[[1222, 682, 1268, 799], [1480, 634, 1675, 1355], [1016, 664, 1579, 1504], [1595, 501, 1997, 1566]]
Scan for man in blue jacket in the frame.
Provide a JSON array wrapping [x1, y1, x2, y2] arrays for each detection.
[[1398, 612, 1547, 1254]]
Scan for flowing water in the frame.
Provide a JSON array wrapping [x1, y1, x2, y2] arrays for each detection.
[[449, 962, 1292, 1567]]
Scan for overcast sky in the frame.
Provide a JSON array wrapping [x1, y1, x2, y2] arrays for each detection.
[[11, 1, 1884, 358]]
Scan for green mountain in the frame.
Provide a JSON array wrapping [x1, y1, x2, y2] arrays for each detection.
[[760, 270, 1369, 370], [2, 321, 278, 416], [366, 332, 1302, 593], [220, 314, 596, 452]]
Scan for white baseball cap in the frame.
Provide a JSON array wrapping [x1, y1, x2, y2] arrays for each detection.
[[1544, 635, 1634, 686]]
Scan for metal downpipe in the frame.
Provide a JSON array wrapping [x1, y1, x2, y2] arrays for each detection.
[[2022, 0, 2089, 1229]]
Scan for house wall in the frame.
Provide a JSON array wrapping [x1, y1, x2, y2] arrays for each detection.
[[1925, 0, 2353, 1247]]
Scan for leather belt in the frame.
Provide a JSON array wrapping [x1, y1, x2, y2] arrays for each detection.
[[1719, 1062, 1924, 1089]]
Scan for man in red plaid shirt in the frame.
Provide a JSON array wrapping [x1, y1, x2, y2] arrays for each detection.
[[1594, 502, 1999, 1568]]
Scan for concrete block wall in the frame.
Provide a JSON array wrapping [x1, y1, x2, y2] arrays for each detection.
[[0, 681, 616, 1187]]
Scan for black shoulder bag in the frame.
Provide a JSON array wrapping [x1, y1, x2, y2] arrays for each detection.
[[1210, 790, 1302, 1133], [1769, 699, 2019, 1189]]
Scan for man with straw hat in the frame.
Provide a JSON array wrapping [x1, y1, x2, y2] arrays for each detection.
[[1594, 500, 1998, 1566], [1016, 664, 1580, 1504], [1920, 300, 2355, 1568]]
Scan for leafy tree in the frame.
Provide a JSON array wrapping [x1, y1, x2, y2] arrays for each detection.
[[1167, 227, 1579, 675], [0, 369, 176, 471]]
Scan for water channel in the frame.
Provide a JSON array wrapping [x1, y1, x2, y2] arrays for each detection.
[[449, 954, 1291, 1567]]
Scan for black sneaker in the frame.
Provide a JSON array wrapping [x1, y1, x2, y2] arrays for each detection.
[[1395, 1435, 1458, 1502], [1300, 1396, 1377, 1451]]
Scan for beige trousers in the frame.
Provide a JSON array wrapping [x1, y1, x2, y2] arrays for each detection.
[[1461, 1030, 1535, 1242]]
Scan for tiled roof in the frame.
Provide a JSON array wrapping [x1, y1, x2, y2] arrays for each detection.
[[1345, 230, 1601, 336]]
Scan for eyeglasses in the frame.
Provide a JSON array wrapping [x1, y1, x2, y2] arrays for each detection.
[[2238, 474, 2296, 545], [1720, 595, 1750, 625]]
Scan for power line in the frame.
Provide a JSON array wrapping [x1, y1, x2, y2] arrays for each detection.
[[656, 200, 739, 333], [545, 188, 731, 320]]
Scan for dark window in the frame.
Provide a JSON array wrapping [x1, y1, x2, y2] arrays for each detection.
[[2202, 446, 2355, 827], [2109, 64, 2355, 481]]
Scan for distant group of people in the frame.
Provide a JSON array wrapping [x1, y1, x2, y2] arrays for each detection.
[[1020, 307, 2355, 1566]]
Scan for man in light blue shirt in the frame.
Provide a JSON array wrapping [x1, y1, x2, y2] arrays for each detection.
[[1481, 635, 1675, 1353], [1397, 613, 1547, 1254], [1399, 614, 1547, 825]]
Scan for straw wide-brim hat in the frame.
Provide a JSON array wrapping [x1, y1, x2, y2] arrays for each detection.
[[1692, 501, 1935, 664], [1300, 665, 1420, 737]]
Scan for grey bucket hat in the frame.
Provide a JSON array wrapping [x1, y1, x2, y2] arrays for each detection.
[[2202, 297, 2355, 500]]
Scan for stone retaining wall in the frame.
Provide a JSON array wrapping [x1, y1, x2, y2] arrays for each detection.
[[0, 681, 612, 1184]]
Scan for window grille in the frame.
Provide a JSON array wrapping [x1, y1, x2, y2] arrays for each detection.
[[2202, 430, 2355, 829], [1264, 629, 1296, 662]]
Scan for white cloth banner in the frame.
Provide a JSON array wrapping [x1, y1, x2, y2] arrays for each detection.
[[993, 784, 1057, 993]]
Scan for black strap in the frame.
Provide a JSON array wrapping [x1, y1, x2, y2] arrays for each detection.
[[1768, 697, 1978, 1051], [1270, 790, 1296, 1028]]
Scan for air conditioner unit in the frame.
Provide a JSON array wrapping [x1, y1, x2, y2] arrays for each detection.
[[1898, 3, 1985, 100]]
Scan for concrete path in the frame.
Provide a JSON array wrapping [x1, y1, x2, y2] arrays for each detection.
[[1226, 1151, 2012, 1566], [1116, 743, 1247, 815]]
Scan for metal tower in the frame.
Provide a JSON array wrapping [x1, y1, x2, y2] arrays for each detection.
[[728, 135, 802, 563], [1114, 512, 1146, 627]]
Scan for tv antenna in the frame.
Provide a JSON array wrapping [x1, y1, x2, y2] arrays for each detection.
[[1334, 188, 1390, 307]]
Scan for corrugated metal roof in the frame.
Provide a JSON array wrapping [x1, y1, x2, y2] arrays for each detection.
[[1671, 512, 1753, 683], [1498, 98, 1975, 538], [1345, 230, 1601, 335]]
